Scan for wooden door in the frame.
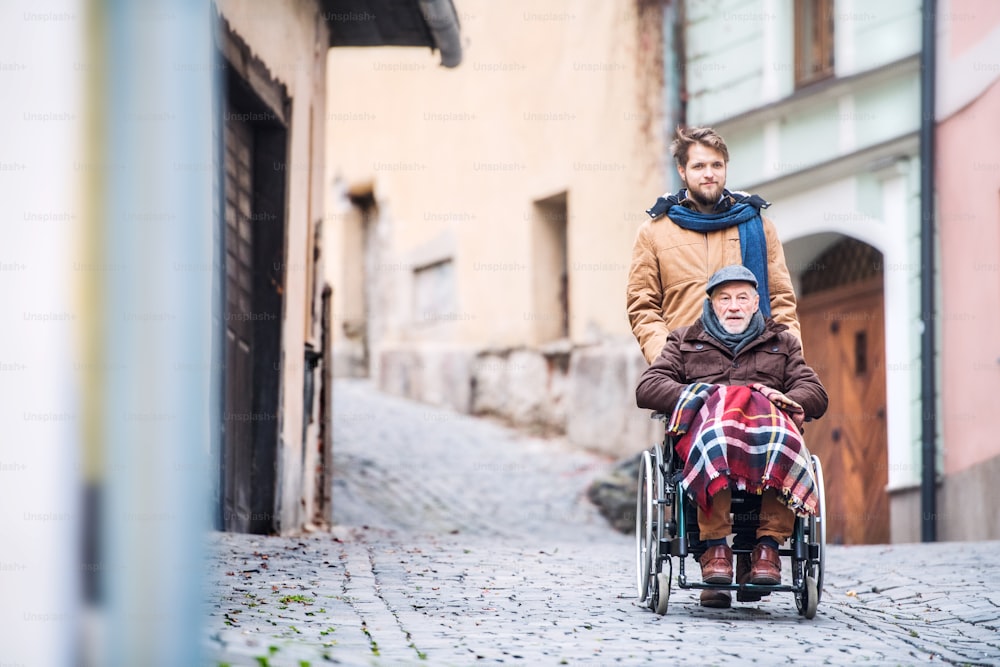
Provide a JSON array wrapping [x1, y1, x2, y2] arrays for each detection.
[[222, 113, 255, 532], [798, 277, 889, 544]]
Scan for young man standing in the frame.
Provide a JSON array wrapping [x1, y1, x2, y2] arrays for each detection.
[[626, 126, 801, 365]]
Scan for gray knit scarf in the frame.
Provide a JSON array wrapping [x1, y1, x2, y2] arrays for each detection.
[[700, 298, 766, 357]]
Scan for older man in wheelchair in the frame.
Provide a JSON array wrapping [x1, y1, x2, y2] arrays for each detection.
[[636, 264, 828, 609]]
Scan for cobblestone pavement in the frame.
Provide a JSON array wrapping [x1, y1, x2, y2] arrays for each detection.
[[204, 379, 1000, 666]]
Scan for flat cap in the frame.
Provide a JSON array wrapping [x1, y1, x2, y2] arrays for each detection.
[[706, 264, 758, 294]]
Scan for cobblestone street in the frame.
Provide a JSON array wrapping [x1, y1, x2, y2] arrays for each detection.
[[204, 379, 1000, 666]]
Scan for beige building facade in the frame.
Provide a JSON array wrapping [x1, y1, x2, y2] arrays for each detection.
[[215, 0, 331, 534], [325, 0, 1000, 544], [213, 0, 459, 534], [326, 0, 669, 454]]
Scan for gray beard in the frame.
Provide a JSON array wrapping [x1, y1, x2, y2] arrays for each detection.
[[701, 298, 766, 357]]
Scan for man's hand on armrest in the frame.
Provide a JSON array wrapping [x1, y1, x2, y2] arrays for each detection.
[[751, 382, 805, 429]]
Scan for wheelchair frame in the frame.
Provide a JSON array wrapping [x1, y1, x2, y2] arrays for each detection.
[[635, 415, 827, 618]]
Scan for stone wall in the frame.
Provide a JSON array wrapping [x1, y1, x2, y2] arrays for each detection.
[[937, 452, 1000, 542], [372, 341, 661, 460]]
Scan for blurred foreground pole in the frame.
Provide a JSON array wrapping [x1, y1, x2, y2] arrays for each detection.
[[100, 0, 214, 665], [919, 0, 937, 543], [0, 3, 81, 665]]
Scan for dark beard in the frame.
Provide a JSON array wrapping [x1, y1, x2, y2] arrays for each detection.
[[687, 186, 720, 210]]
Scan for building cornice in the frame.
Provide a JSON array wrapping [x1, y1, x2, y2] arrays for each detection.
[[712, 54, 921, 134], [742, 132, 919, 200]]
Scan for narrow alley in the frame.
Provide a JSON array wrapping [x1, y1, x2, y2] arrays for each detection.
[[203, 380, 1000, 666]]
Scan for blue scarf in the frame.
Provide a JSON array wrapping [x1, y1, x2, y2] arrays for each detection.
[[646, 189, 772, 317]]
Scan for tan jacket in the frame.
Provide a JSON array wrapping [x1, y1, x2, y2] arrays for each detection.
[[626, 196, 800, 364]]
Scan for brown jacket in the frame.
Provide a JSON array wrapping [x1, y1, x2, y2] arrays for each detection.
[[635, 318, 828, 420], [626, 195, 800, 364]]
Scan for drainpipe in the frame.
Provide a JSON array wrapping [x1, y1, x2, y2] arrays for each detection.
[[418, 0, 462, 67], [666, 0, 686, 191], [919, 0, 937, 542]]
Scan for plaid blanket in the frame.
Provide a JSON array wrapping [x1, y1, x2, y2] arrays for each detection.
[[667, 382, 818, 516]]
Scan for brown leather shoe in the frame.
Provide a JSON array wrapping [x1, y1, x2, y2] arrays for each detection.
[[698, 544, 733, 584], [749, 543, 781, 585], [699, 589, 732, 608]]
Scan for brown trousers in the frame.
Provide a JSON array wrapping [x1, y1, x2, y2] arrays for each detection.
[[697, 487, 796, 543]]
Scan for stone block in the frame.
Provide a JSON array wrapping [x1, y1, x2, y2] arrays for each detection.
[[470, 348, 563, 433], [565, 344, 661, 458], [415, 346, 474, 414], [377, 342, 662, 459]]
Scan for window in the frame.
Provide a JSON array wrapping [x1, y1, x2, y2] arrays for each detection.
[[854, 330, 868, 375], [794, 0, 835, 88], [530, 192, 569, 343], [413, 259, 457, 325]]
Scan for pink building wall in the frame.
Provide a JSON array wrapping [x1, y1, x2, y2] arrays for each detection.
[[947, 0, 1000, 59], [936, 74, 1000, 475]]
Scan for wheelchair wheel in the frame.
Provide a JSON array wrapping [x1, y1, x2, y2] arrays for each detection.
[[635, 450, 655, 601], [802, 575, 819, 619], [797, 455, 826, 618], [652, 570, 671, 615], [809, 454, 827, 604]]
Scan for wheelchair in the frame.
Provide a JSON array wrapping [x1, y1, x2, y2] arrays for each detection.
[[635, 414, 826, 618]]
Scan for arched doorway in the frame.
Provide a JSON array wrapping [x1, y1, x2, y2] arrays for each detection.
[[797, 237, 889, 544]]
